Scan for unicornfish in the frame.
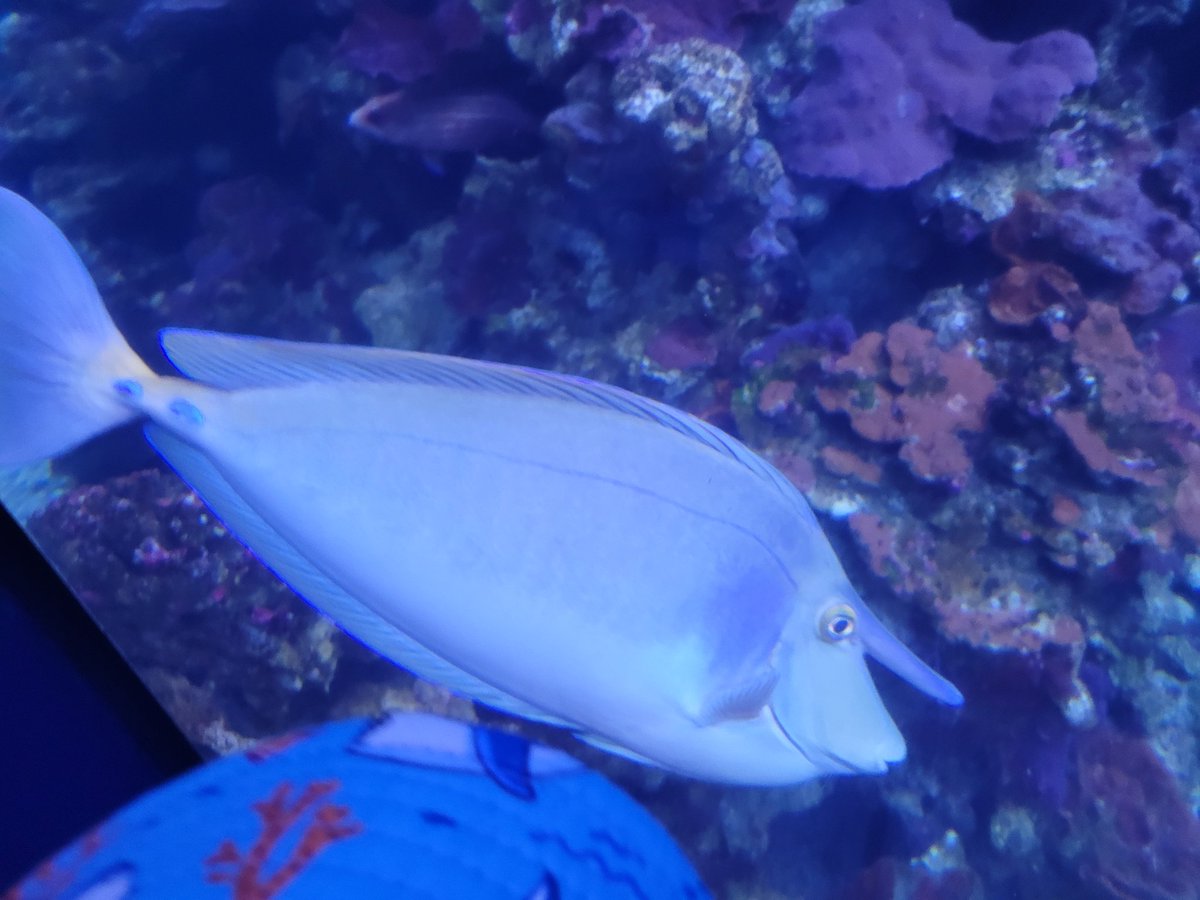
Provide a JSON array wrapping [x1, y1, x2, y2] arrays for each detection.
[[0, 187, 962, 785]]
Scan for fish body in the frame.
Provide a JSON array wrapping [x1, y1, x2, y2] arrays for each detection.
[[0, 188, 961, 785], [137, 365, 824, 781], [8, 712, 711, 899], [348, 90, 540, 156]]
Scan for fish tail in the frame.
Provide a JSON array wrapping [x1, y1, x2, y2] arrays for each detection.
[[0, 187, 154, 466]]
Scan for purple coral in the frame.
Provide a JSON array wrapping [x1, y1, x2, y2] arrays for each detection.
[[1050, 178, 1200, 316], [1149, 305, 1200, 416], [775, 0, 1097, 188], [1075, 728, 1200, 900], [441, 204, 533, 316]]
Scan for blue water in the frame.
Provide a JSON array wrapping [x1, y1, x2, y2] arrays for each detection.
[[2, 0, 1200, 896]]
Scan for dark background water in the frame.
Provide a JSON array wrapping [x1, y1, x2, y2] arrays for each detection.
[[0, 507, 198, 888]]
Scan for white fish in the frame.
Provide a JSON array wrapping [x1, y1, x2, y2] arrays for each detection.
[[0, 187, 961, 784]]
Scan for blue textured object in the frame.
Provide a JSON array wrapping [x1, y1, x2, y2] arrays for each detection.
[[8, 712, 710, 899]]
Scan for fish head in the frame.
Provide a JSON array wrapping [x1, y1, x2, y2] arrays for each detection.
[[769, 580, 962, 776]]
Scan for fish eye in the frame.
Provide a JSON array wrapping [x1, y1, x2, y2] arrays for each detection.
[[818, 603, 857, 643]]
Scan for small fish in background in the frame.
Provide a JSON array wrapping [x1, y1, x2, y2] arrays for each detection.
[[0, 188, 961, 787], [4, 712, 711, 899], [348, 89, 542, 161], [124, 0, 235, 42]]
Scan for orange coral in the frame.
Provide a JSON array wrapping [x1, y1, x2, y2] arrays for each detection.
[[988, 260, 1083, 327], [988, 192, 1086, 328], [1053, 409, 1166, 488], [819, 445, 882, 484], [817, 323, 997, 486], [1072, 301, 1177, 423]]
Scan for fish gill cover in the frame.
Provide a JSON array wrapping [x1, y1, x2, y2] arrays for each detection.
[[0, 0, 1199, 897]]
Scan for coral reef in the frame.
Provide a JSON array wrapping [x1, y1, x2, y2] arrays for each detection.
[[24, 469, 454, 743], [990, 181, 1200, 318], [1069, 723, 1200, 899]]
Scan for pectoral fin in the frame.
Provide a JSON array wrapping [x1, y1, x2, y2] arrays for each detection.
[[694, 668, 779, 726]]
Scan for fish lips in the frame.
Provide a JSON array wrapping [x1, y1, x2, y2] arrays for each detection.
[[769, 637, 907, 776], [763, 643, 902, 777]]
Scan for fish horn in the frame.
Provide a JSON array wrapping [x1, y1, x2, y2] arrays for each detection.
[[855, 601, 964, 706]]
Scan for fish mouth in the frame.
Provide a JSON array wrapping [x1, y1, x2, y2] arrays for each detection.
[[768, 703, 899, 775], [767, 598, 959, 777], [767, 599, 958, 776], [766, 635, 909, 777]]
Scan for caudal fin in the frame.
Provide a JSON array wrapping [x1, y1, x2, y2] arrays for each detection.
[[0, 187, 152, 466]]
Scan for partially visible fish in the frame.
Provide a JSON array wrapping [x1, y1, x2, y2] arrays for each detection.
[[348, 90, 541, 157], [7, 712, 712, 899], [0, 188, 961, 785]]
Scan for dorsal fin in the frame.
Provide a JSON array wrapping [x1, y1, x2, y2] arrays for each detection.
[[159, 328, 814, 521]]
